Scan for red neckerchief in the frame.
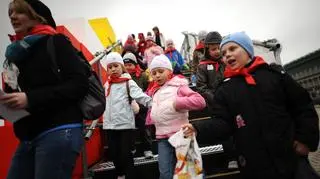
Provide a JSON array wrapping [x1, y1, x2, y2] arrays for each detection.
[[106, 75, 130, 96], [127, 65, 142, 78], [164, 47, 176, 58], [195, 42, 205, 50], [146, 73, 176, 96], [199, 60, 220, 72], [224, 56, 267, 85], [8, 24, 57, 42]]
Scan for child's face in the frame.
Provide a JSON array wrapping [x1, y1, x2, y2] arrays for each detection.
[[166, 42, 174, 49], [221, 42, 250, 70], [208, 44, 221, 60], [146, 40, 153, 47], [124, 63, 136, 71], [151, 68, 172, 86], [107, 63, 123, 77]]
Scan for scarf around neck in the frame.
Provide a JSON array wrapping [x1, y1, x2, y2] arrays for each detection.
[[106, 74, 131, 96], [199, 60, 221, 72], [223, 56, 267, 85], [5, 24, 57, 64]]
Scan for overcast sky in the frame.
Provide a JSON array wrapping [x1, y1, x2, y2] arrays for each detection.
[[1, 0, 319, 66]]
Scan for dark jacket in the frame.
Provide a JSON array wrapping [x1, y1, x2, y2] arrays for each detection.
[[131, 72, 149, 92], [196, 60, 224, 107], [5, 35, 89, 141], [194, 64, 319, 179]]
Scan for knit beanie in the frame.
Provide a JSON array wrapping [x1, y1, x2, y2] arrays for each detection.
[[100, 52, 124, 70], [123, 53, 137, 64], [220, 32, 254, 59], [198, 30, 208, 41], [25, 0, 56, 28], [149, 54, 173, 71], [204, 31, 222, 45], [165, 39, 174, 46], [146, 35, 154, 42]]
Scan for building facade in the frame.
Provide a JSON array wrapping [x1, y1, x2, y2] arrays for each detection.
[[284, 49, 320, 99]]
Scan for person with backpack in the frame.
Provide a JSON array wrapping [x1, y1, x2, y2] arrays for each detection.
[[100, 52, 152, 179], [2, 1, 89, 179], [123, 52, 154, 158], [183, 32, 320, 179]]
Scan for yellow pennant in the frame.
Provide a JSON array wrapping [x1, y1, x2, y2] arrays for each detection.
[[88, 18, 116, 48]]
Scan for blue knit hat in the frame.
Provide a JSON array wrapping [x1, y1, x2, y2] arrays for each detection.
[[220, 32, 254, 58]]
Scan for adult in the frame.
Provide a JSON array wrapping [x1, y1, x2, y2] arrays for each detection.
[[2, 0, 89, 178]]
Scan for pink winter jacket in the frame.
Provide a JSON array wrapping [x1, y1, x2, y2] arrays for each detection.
[[143, 45, 164, 66], [151, 76, 206, 139]]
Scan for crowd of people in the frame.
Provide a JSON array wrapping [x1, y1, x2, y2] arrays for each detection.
[[2, 0, 320, 179]]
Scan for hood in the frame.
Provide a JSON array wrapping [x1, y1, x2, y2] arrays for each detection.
[[166, 75, 188, 87]]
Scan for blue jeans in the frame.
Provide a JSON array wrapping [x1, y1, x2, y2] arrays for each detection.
[[158, 139, 177, 179], [7, 127, 83, 179]]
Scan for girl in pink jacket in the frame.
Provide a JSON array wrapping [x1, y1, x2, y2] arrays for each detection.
[[148, 54, 206, 179]]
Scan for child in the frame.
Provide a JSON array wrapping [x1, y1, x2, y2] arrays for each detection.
[[192, 30, 207, 74], [196, 31, 225, 107], [123, 52, 154, 158], [100, 52, 152, 179], [149, 54, 206, 179], [183, 32, 319, 179], [196, 31, 238, 169], [164, 39, 189, 74]]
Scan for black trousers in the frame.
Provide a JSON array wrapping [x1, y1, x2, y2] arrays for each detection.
[[135, 105, 153, 151], [106, 129, 135, 178]]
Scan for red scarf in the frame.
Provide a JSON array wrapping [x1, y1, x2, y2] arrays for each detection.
[[224, 56, 267, 85], [146, 73, 178, 96], [106, 75, 131, 96], [8, 24, 57, 42], [127, 65, 142, 78], [199, 60, 220, 72], [164, 47, 176, 58]]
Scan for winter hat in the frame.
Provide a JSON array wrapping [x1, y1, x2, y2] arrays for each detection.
[[204, 31, 222, 45], [123, 52, 137, 64], [220, 32, 254, 58], [198, 30, 208, 41], [146, 35, 154, 42], [100, 52, 124, 70], [165, 39, 174, 46], [25, 0, 56, 29], [149, 54, 173, 71]]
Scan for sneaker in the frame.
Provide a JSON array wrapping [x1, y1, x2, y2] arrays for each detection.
[[144, 150, 153, 159], [117, 175, 125, 179], [228, 160, 239, 169]]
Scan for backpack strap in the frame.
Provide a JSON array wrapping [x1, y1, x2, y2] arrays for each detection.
[[126, 80, 133, 104]]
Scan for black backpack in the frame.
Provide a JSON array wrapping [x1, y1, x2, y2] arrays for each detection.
[[47, 35, 106, 120]]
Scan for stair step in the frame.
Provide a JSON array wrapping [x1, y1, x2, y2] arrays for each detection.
[[91, 144, 223, 171]]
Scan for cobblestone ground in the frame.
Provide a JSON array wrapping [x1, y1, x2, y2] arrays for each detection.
[[308, 105, 320, 175]]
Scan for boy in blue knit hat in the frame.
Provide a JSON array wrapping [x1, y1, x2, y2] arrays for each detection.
[[183, 31, 319, 179]]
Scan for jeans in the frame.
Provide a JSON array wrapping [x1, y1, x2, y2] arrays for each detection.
[[7, 127, 83, 179], [158, 139, 177, 179]]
